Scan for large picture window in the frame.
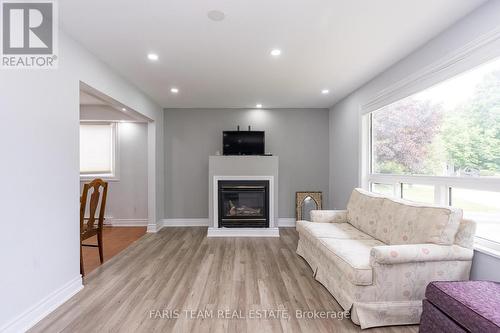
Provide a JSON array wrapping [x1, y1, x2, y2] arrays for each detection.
[[372, 57, 500, 178], [365, 57, 500, 251]]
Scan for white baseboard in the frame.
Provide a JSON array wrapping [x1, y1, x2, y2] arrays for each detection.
[[0, 276, 83, 333], [104, 218, 148, 227], [161, 218, 210, 227], [207, 227, 280, 237], [147, 223, 160, 233], [278, 218, 296, 227], [160, 218, 296, 228]]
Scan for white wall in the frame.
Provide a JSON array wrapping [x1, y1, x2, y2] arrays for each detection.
[[103, 123, 148, 222], [0, 31, 164, 332], [329, 0, 500, 281], [79, 117, 148, 224]]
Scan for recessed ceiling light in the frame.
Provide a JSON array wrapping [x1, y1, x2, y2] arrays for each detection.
[[147, 53, 159, 61], [270, 49, 281, 57], [121, 108, 127, 111], [207, 10, 225, 22], [170, 87, 179, 94], [321, 89, 330, 94], [256, 104, 263, 108]]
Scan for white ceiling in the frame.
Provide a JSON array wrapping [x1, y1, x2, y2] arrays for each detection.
[[62, 0, 487, 109], [80, 90, 150, 122], [80, 91, 108, 106]]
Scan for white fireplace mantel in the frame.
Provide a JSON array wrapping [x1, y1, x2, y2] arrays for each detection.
[[208, 156, 279, 237]]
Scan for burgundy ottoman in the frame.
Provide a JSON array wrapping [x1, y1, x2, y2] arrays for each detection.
[[420, 281, 500, 333]]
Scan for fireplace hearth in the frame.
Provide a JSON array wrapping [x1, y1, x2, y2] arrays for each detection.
[[218, 180, 269, 228]]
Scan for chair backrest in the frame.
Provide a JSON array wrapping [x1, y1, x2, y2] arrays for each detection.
[[80, 179, 108, 234]]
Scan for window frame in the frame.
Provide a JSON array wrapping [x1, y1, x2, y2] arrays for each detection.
[[79, 121, 120, 182], [361, 96, 500, 256], [356, 28, 500, 255]]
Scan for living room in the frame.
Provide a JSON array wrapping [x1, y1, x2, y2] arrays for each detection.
[[1, 0, 499, 332]]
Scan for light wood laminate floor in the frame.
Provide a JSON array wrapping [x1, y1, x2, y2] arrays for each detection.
[[30, 228, 418, 333]]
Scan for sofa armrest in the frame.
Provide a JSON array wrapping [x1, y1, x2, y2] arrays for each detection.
[[310, 210, 348, 223], [370, 244, 473, 266]]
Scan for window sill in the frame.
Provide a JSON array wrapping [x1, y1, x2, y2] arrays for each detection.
[[474, 237, 500, 260], [80, 174, 120, 182]]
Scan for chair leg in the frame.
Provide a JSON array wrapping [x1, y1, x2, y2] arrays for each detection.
[[80, 241, 85, 277], [97, 229, 104, 264]]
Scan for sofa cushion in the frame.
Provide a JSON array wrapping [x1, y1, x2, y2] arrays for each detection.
[[346, 188, 463, 245], [425, 281, 500, 333], [317, 238, 384, 286], [296, 220, 374, 241], [454, 219, 476, 249], [369, 244, 473, 265], [346, 189, 385, 239], [377, 197, 462, 245], [310, 210, 347, 223]]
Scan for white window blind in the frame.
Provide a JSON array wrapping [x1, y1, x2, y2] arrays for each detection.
[[80, 123, 114, 175]]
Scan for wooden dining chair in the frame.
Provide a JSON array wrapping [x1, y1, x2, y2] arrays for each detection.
[[80, 178, 108, 276]]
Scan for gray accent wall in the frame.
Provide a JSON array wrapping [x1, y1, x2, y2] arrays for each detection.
[[471, 251, 500, 282], [164, 108, 329, 218], [329, 1, 500, 281]]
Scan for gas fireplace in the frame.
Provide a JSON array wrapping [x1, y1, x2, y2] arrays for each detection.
[[218, 180, 269, 228]]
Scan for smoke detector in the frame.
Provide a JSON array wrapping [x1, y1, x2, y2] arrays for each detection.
[[207, 10, 225, 22]]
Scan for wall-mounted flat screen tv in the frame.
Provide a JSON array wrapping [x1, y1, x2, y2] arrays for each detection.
[[223, 131, 265, 155]]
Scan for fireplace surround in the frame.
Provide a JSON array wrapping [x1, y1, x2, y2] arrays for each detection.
[[208, 156, 279, 237], [218, 180, 269, 228]]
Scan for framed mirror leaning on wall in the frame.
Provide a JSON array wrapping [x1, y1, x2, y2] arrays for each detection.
[[296, 192, 322, 221]]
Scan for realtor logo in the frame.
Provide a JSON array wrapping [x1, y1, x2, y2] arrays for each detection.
[[1, 0, 58, 68]]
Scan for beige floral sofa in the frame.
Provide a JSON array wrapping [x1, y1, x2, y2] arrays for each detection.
[[296, 188, 476, 329]]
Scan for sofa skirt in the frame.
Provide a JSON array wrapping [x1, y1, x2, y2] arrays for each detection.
[[296, 236, 423, 329]]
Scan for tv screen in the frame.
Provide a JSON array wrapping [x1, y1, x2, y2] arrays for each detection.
[[223, 131, 265, 155]]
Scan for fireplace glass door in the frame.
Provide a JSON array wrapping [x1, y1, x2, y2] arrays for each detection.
[[218, 180, 269, 228]]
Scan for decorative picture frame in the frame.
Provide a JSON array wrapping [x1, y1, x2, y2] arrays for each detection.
[[296, 191, 322, 221]]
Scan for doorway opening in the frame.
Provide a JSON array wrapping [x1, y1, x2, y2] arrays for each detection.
[[79, 84, 152, 276]]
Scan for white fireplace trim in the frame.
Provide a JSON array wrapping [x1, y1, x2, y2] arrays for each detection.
[[211, 175, 275, 234], [159, 218, 295, 228], [207, 227, 280, 237]]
